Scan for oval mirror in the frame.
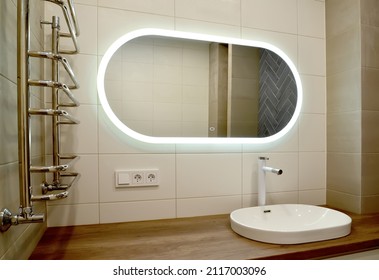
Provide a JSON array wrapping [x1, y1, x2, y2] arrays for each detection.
[[98, 29, 302, 144]]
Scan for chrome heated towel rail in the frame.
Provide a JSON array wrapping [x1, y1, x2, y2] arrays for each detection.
[[1, 0, 81, 232]]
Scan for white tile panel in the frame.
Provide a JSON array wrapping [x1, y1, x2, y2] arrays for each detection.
[[176, 154, 242, 198], [99, 200, 176, 223]]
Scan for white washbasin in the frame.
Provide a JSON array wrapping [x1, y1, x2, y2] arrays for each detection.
[[230, 204, 352, 244]]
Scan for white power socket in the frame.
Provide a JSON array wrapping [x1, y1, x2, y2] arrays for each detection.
[[116, 169, 159, 187]]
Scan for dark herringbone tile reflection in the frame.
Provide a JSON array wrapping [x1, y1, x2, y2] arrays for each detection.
[[258, 49, 297, 137]]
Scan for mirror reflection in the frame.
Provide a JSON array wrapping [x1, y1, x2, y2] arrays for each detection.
[[104, 35, 297, 138]]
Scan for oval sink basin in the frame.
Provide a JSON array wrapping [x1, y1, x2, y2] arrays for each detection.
[[230, 204, 352, 244]]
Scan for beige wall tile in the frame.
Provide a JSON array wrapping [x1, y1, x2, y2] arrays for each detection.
[[326, 0, 360, 39], [177, 154, 242, 198], [177, 196, 241, 217], [99, 200, 176, 223], [98, 0, 175, 16], [241, 0, 297, 34], [362, 195, 379, 214], [327, 189, 361, 213], [327, 111, 361, 153], [361, 0, 379, 27], [326, 25, 361, 76], [299, 189, 326, 205], [327, 152, 361, 195], [47, 204, 99, 227], [362, 67, 379, 111], [176, 0, 241, 26], [301, 75, 326, 114], [0, 77, 18, 164], [327, 68, 361, 113], [362, 153, 379, 196], [299, 113, 326, 151], [362, 24, 379, 68], [299, 36, 326, 76], [298, 0, 325, 38], [362, 110, 379, 153], [299, 152, 326, 190]]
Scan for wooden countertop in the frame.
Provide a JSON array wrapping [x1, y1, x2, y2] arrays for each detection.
[[30, 210, 379, 260]]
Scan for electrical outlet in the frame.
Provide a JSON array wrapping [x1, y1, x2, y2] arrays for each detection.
[[132, 172, 144, 184], [145, 169, 159, 185], [115, 169, 159, 188]]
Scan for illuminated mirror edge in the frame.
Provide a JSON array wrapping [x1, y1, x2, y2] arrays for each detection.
[[97, 28, 303, 144]]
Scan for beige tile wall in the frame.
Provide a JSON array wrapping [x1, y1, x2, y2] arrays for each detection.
[[327, 0, 379, 213], [361, 0, 379, 212]]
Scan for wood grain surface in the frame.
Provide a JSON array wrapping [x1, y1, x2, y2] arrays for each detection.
[[29, 210, 379, 260]]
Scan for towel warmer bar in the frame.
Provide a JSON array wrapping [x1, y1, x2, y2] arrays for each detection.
[[1, 0, 81, 232]]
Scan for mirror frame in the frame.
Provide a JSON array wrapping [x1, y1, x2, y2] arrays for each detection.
[[97, 28, 303, 144]]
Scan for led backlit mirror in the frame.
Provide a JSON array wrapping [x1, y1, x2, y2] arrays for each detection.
[[98, 29, 302, 144]]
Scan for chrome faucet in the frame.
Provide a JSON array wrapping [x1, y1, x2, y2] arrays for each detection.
[[258, 157, 283, 206]]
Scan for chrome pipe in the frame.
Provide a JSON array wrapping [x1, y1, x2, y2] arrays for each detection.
[[262, 166, 283, 175], [41, 171, 80, 194], [41, 182, 70, 193], [28, 108, 80, 124], [67, 0, 80, 36], [51, 16, 61, 184], [43, 0, 80, 54], [31, 191, 69, 201], [59, 154, 79, 160], [28, 51, 80, 89], [1, 208, 44, 231], [30, 164, 69, 173], [17, 0, 32, 212], [28, 80, 80, 107], [61, 57, 79, 88]]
